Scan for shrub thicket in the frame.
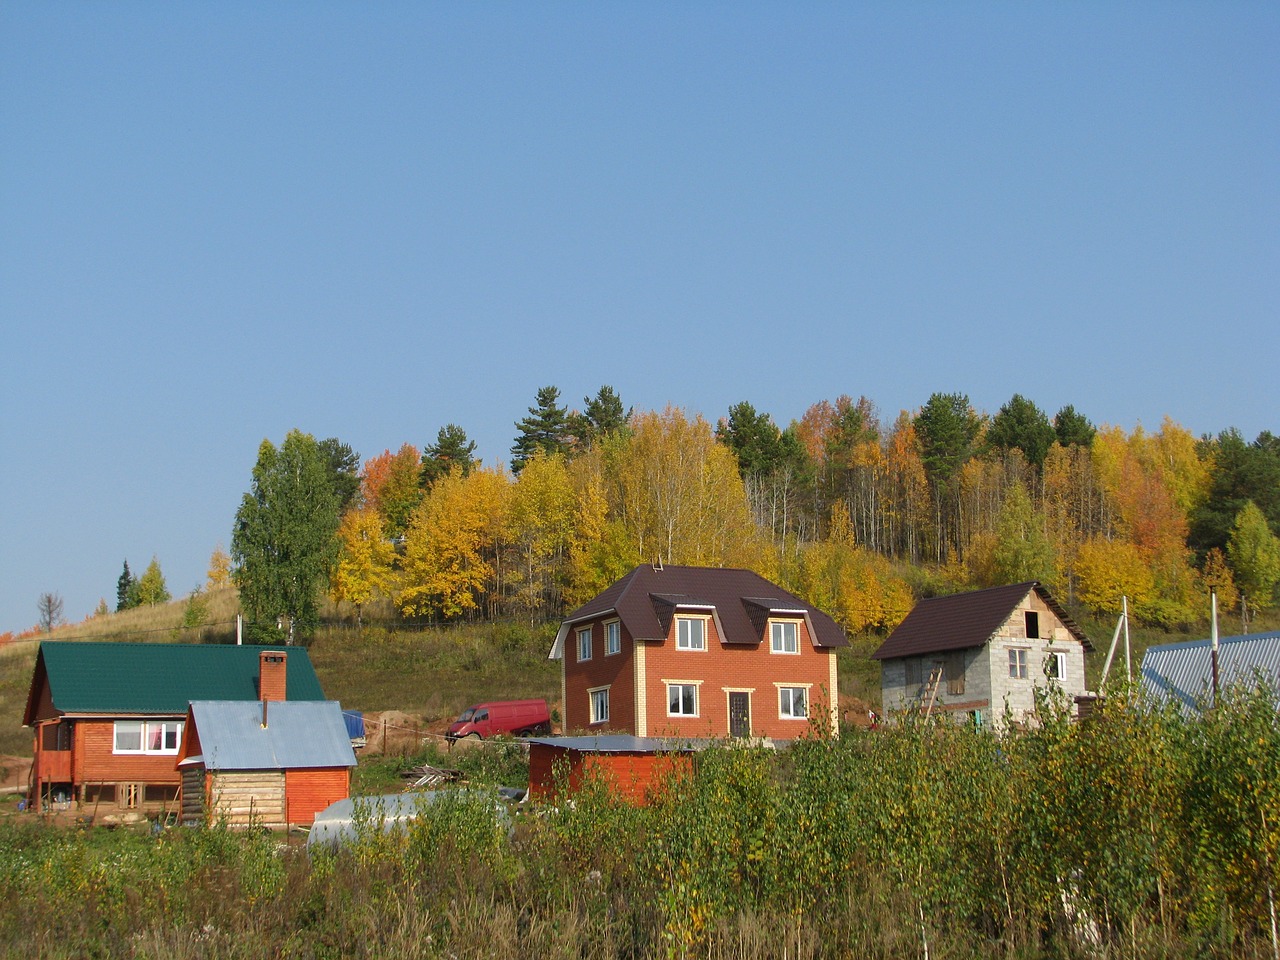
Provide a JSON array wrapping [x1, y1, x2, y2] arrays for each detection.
[[2, 682, 1277, 959]]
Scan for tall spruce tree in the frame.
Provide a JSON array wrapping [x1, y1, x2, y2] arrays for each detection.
[[1053, 404, 1097, 448], [988, 394, 1056, 468], [569, 385, 630, 450], [231, 429, 342, 643], [716, 401, 787, 479], [511, 385, 570, 473], [914, 392, 981, 561], [116, 560, 137, 612], [319, 437, 362, 513], [421, 424, 478, 489]]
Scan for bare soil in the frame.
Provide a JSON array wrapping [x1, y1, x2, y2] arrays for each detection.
[[0, 755, 30, 794]]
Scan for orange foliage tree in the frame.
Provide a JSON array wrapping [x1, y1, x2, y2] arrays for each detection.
[[361, 444, 423, 540]]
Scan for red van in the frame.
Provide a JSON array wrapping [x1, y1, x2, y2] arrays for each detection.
[[448, 699, 551, 740]]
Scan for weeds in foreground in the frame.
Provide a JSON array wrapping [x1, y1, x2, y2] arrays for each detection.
[[2, 683, 1278, 959]]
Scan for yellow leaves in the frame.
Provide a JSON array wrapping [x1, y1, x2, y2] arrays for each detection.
[[397, 465, 510, 619], [206, 545, 232, 588], [791, 509, 913, 633], [329, 507, 396, 610], [1074, 537, 1156, 615]]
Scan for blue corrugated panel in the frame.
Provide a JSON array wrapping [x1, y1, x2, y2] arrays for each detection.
[[1140, 632, 1280, 712], [187, 700, 357, 770]]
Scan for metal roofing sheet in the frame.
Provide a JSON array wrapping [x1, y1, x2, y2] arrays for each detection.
[[188, 700, 356, 770], [32, 642, 325, 717], [1141, 632, 1280, 712]]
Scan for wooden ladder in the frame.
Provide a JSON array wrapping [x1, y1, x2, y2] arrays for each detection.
[[923, 665, 944, 718]]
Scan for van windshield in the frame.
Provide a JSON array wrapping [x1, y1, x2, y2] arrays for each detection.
[[456, 708, 475, 723]]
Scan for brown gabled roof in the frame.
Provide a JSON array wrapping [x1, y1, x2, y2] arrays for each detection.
[[871, 581, 1091, 661], [550, 565, 847, 658]]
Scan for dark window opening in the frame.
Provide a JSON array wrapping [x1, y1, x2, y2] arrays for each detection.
[[1025, 611, 1040, 639]]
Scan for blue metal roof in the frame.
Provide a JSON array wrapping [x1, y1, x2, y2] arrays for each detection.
[[185, 700, 357, 770], [1140, 631, 1280, 712]]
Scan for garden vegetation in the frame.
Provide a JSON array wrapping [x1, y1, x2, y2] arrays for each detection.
[[2, 681, 1277, 959]]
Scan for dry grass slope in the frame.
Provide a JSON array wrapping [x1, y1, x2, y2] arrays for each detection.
[[0, 587, 561, 757]]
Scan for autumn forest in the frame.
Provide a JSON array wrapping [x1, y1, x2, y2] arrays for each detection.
[[225, 386, 1280, 643]]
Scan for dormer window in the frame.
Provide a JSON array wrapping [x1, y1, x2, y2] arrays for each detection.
[[676, 616, 706, 650], [771, 621, 800, 654]]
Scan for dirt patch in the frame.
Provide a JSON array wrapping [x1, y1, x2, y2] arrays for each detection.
[[0, 755, 31, 794], [358, 711, 453, 755], [839, 695, 879, 729]]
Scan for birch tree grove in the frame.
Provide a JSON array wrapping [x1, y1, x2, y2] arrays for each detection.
[[242, 397, 1275, 632]]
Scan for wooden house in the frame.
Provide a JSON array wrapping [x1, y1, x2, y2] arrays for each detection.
[[550, 565, 847, 740], [24, 642, 325, 815], [873, 581, 1092, 725], [177, 699, 356, 828]]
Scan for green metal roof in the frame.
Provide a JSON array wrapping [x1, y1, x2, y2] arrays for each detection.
[[30, 641, 326, 718]]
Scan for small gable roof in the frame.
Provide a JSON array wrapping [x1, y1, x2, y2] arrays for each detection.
[[871, 581, 1090, 661], [24, 641, 326, 724], [181, 700, 356, 771], [550, 565, 847, 658]]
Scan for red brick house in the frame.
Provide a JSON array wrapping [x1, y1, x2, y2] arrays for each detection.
[[24, 642, 326, 815], [550, 565, 847, 740]]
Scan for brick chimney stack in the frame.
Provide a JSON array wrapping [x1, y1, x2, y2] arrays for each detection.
[[259, 651, 288, 703]]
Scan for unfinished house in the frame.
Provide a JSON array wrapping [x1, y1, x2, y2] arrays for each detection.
[[873, 581, 1092, 725]]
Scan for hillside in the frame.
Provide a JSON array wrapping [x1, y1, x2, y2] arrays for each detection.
[[7, 584, 1267, 763]]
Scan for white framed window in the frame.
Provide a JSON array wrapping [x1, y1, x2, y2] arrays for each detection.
[[605, 620, 621, 656], [1008, 648, 1028, 680], [577, 626, 592, 662], [770, 621, 800, 654], [676, 616, 706, 651], [589, 686, 610, 724], [1046, 651, 1067, 681], [667, 683, 698, 717], [779, 686, 808, 719], [113, 720, 183, 755]]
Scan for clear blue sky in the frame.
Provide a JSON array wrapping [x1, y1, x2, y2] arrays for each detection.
[[2, 3, 1276, 633]]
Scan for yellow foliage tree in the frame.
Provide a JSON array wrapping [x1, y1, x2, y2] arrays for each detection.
[[789, 502, 912, 634], [397, 465, 511, 619], [329, 506, 397, 625], [564, 442, 634, 607], [506, 451, 575, 618], [611, 407, 771, 572], [1200, 547, 1239, 613], [1074, 536, 1156, 615], [206, 545, 232, 589], [882, 411, 929, 563]]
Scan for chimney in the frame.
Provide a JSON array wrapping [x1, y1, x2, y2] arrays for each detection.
[[259, 651, 288, 703]]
